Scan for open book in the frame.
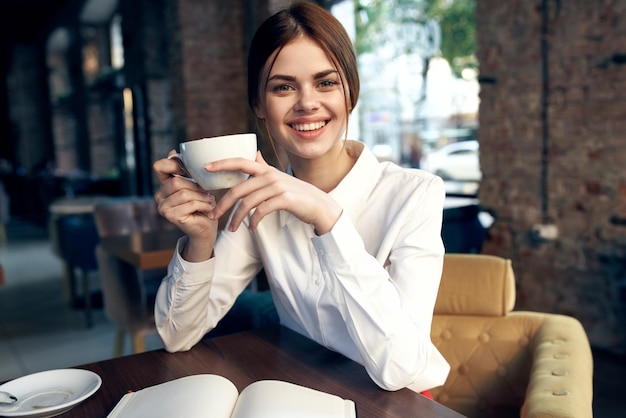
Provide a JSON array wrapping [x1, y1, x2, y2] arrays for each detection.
[[106, 374, 356, 418]]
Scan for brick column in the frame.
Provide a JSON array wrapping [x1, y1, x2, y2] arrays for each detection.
[[476, 0, 626, 353], [167, 0, 253, 142]]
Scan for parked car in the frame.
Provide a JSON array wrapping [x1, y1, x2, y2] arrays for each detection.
[[420, 140, 481, 181]]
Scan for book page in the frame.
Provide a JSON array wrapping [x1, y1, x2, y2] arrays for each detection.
[[231, 380, 356, 418], [106, 374, 239, 418]]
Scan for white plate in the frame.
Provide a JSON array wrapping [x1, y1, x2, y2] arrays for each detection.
[[0, 369, 101, 418]]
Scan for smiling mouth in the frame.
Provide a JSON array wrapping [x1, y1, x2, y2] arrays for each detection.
[[290, 121, 328, 132]]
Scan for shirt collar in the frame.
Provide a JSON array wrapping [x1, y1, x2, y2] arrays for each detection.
[[280, 141, 382, 227]]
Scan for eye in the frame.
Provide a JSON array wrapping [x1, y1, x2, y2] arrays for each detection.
[[273, 84, 292, 92], [268, 83, 295, 95], [318, 79, 339, 90]]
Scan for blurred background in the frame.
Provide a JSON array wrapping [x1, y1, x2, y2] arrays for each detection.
[[0, 0, 624, 415]]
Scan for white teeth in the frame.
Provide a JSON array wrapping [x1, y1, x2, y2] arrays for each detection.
[[291, 121, 327, 131]]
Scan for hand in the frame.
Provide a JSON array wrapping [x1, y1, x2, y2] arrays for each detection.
[[207, 152, 342, 235], [153, 151, 219, 261]]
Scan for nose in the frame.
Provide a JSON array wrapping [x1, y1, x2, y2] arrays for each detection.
[[295, 86, 320, 112]]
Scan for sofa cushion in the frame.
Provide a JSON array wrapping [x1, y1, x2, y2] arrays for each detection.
[[435, 253, 515, 316], [431, 313, 541, 417]]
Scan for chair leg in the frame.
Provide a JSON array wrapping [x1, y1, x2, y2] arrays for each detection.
[[113, 328, 125, 357], [81, 270, 92, 328], [131, 334, 146, 354], [63, 262, 78, 305]]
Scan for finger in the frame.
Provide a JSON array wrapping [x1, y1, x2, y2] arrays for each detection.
[[157, 175, 206, 202], [209, 171, 270, 221], [226, 182, 280, 231], [156, 176, 215, 211], [158, 189, 216, 225], [225, 167, 295, 231], [203, 157, 256, 176], [202, 152, 272, 217], [204, 153, 269, 177], [255, 150, 267, 164], [167, 198, 216, 223], [158, 184, 215, 209], [153, 154, 185, 183]]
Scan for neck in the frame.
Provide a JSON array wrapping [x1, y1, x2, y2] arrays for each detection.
[[290, 141, 358, 192]]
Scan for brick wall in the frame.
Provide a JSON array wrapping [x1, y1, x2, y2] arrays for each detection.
[[477, 0, 626, 352], [86, 94, 119, 178], [168, 0, 253, 143], [6, 43, 53, 173], [50, 105, 78, 173]]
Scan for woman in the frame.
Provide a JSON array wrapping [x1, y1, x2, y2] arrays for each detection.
[[153, 1, 449, 394]]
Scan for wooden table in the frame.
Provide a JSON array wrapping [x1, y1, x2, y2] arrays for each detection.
[[99, 229, 183, 270], [49, 196, 110, 216], [62, 326, 465, 418]]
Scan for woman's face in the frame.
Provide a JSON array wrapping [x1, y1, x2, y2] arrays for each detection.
[[256, 36, 348, 164]]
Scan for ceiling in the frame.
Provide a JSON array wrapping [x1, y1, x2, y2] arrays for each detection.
[[0, 0, 73, 42], [0, 0, 344, 44], [0, 0, 117, 44]]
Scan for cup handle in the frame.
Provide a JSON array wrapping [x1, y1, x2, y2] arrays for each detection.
[[167, 153, 197, 183]]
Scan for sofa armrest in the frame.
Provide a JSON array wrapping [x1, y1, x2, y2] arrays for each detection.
[[520, 312, 593, 418]]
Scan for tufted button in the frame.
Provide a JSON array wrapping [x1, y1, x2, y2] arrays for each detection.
[[554, 353, 569, 359], [173, 266, 180, 274], [497, 366, 508, 377], [478, 332, 490, 343], [458, 364, 470, 375], [553, 390, 569, 396], [441, 330, 452, 340], [552, 369, 568, 376]]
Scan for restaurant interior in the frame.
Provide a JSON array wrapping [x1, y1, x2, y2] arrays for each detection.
[[1, 0, 625, 417]]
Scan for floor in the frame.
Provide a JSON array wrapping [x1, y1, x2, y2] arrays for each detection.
[[0, 218, 624, 417], [0, 218, 163, 382]]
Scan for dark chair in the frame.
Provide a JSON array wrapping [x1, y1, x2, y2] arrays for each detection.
[[56, 214, 100, 327], [93, 196, 175, 355], [442, 204, 485, 253], [93, 196, 279, 353], [95, 245, 163, 355]]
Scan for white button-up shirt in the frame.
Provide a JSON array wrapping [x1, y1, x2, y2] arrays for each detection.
[[155, 141, 450, 392]]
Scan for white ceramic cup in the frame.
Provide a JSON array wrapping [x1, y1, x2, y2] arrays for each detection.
[[168, 133, 257, 190]]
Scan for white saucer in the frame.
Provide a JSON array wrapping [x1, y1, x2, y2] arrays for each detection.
[[0, 369, 101, 418]]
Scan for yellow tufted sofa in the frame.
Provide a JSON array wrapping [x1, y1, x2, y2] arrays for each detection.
[[430, 253, 594, 418]]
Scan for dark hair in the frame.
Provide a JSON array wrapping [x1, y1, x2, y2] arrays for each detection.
[[247, 1, 360, 115]]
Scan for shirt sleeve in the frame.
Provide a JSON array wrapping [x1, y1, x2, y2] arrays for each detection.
[[311, 175, 447, 391], [155, 227, 260, 352]]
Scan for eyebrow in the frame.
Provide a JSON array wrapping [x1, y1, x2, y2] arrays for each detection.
[[267, 69, 339, 82]]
